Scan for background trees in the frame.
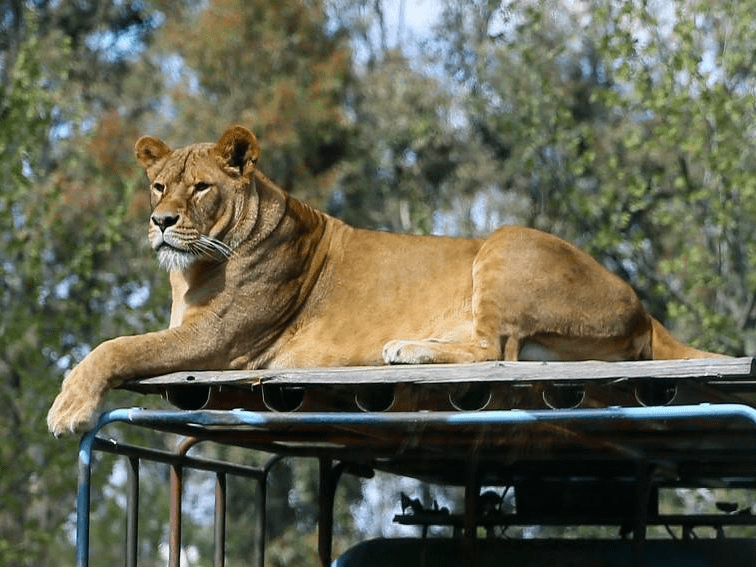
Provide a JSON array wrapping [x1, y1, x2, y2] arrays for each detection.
[[3, 0, 756, 564], [430, 0, 756, 355]]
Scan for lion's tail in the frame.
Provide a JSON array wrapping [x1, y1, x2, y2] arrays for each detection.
[[647, 316, 727, 360]]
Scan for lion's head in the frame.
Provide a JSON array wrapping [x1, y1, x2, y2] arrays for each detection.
[[134, 126, 261, 271]]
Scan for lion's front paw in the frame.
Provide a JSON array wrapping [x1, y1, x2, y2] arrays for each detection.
[[47, 374, 103, 437], [382, 340, 438, 364]]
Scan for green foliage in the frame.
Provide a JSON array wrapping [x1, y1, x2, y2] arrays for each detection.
[[5, 0, 756, 564], [332, 51, 463, 232], [434, 0, 756, 354], [155, 0, 352, 205], [0, 6, 168, 567], [0, 16, 78, 567]]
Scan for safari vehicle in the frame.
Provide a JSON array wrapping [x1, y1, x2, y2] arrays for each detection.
[[75, 358, 756, 566]]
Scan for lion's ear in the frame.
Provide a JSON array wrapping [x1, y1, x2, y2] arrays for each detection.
[[215, 126, 261, 179], [135, 136, 172, 173]]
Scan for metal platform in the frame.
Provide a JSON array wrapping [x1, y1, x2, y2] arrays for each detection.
[[125, 357, 756, 412], [75, 358, 756, 567]]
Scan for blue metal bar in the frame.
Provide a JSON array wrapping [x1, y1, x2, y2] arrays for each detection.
[[77, 428, 98, 567], [84, 403, 756, 431]]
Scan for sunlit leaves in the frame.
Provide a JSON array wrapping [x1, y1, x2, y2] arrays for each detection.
[[436, 0, 756, 354]]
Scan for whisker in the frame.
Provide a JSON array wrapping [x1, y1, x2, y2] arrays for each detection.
[[198, 236, 225, 256], [189, 241, 213, 258], [194, 235, 235, 262]]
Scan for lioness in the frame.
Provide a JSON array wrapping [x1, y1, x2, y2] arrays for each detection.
[[47, 125, 723, 436]]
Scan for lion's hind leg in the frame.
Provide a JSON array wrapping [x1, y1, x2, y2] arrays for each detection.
[[382, 321, 504, 364], [382, 225, 657, 365], [382, 337, 498, 364]]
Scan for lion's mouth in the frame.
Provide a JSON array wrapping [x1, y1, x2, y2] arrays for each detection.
[[151, 233, 233, 271], [154, 241, 182, 252], [154, 242, 196, 271], [152, 232, 190, 254]]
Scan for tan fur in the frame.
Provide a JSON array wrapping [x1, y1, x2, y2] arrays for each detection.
[[47, 126, 725, 436]]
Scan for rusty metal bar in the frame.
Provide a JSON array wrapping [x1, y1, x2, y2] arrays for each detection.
[[253, 474, 266, 567], [632, 462, 650, 567], [463, 467, 478, 540], [170, 438, 201, 567], [214, 472, 226, 567], [254, 455, 285, 567], [169, 459, 182, 567], [318, 458, 334, 567], [126, 457, 139, 567], [318, 460, 348, 567], [463, 463, 480, 567]]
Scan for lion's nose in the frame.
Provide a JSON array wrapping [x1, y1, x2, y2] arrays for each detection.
[[151, 212, 179, 232]]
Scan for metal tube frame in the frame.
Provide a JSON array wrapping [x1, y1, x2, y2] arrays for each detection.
[[76, 403, 756, 567], [77, 432, 266, 567]]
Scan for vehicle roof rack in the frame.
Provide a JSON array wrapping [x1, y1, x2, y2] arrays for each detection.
[[75, 358, 756, 567]]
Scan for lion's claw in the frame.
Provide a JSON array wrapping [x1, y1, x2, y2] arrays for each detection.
[[383, 340, 437, 364], [47, 383, 101, 437]]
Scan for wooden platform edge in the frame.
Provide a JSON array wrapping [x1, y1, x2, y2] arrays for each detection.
[[125, 357, 756, 389]]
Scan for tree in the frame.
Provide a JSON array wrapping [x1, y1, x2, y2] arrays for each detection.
[[0, 3, 171, 565], [330, 50, 463, 232], [6, 1, 756, 564], [152, 0, 352, 206], [435, 0, 756, 354], [0, 19, 72, 567]]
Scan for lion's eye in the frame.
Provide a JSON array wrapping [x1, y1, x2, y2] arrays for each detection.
[[194, 182, 211, 193], [152, 182, 165, 194]]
